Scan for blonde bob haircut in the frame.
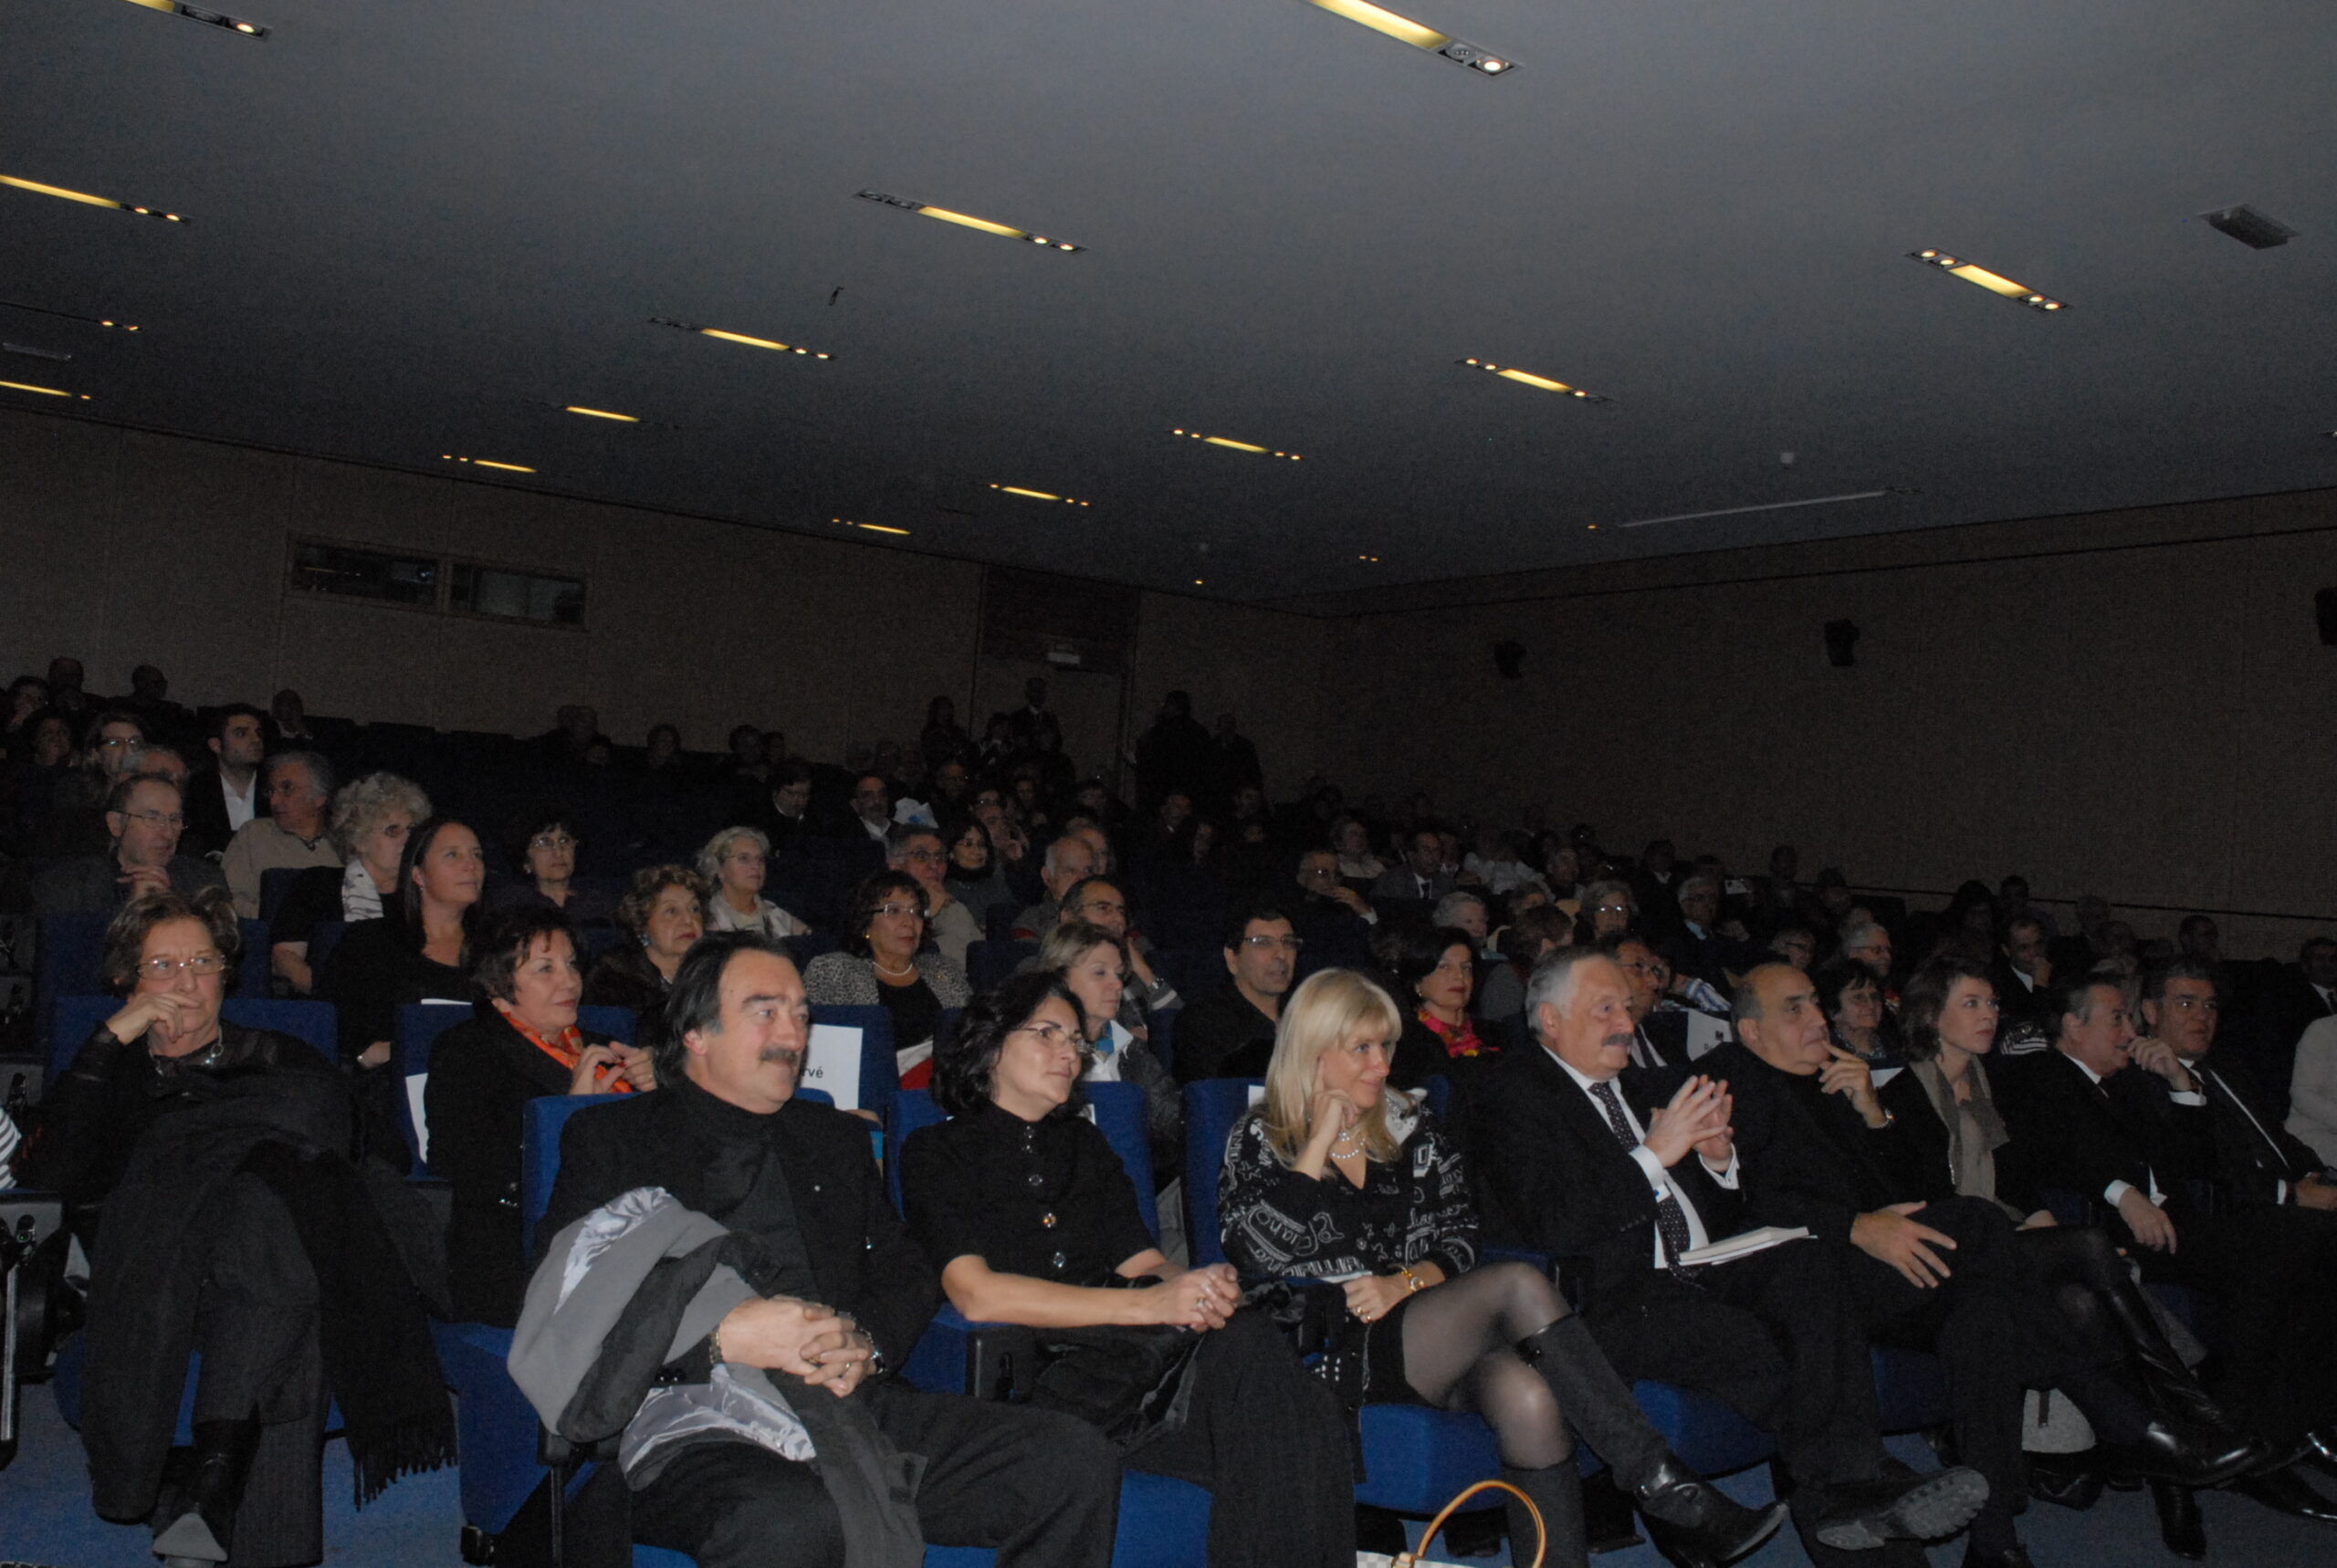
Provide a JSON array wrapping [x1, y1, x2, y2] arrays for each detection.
[[1254, 967, 1405, 1166]]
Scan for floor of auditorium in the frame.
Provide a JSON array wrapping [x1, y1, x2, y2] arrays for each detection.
[[2, 1388, 2326, 1566]]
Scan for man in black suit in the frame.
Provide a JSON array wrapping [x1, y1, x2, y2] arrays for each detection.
[[1991, 968, 2337, 1519], [183, 704, 267, 861], [1473, 949, 1987, 1564], [1291, 850, 1377, 969], [2144, 958, 2337, 1208], [1668, 877, 1762, 992], [1987, 917, 2056, 1049], [1169, 904, 1299, 1082], [1605, 935, 1692, 1071], [1370, 826, 1456, 909], [536, 934, 1120, 1568], [1706, 964, 2224, 1568]]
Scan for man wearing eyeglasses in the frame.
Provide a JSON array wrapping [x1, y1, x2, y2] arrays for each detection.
[[1171, 903, 1304, 1083], [35, 772, 227, 915]]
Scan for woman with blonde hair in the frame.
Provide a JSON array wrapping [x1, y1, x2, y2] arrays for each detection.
[[1220, 968, 1783, 1568]]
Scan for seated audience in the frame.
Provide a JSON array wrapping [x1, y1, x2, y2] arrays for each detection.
[[1038, 918, 1180, 1164], [1471, 948, 1987, 1564], [900, 971, 1353, 1568], [5, 706, 75, 844], [1576, 878, 1640, 946], [29, 708, 144, 856], [939, 811, 1014, 925], [29, 889, 452, 1567], [1990, 915, 2056, 1046], [267, 687, 315, 745], [1707, 962, 2248, 1563], [1816, 959, 1899, 1065], [221, 750, 341, 920], [487, 805, 617, 925], [1839, 917, 1898, 993], [1478, 904, 1574, 1039], [1370, 826, 1454, 907], [526, 935, 1123, 1568], [2290, 1009, 2337, 1166], [891, 822, 979, 971], [699, 824, 811, 938], [1385, 923, 1496, 1089], [1221, 967, 1787, 1568], [1039, 873, 1181, 1026], [802, 871, 971, 1086], [425, 906, 652, 1326], [1009, 831, 1101, 940], [1331, 814, 1385, 882], [1172, 903, 1301, 1082], [271, 771, 430, 994], [183, 704, 267, 859], [1293, 848, 1378, 964], [1598, 933, 1692, 1071], [35, 772, 229, 913], [581, 864, 708, 1039], [1432, 889, 1492, 955]]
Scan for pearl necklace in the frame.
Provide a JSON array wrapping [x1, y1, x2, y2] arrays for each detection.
[[873, 956, 917, 977], [1330, 1122, 1368, 1157]]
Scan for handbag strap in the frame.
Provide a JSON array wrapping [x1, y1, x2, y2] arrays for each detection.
[[1397, 1479, 1544, 1568]]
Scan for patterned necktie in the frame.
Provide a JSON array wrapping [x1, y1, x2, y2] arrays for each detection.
[[1588, 1078, 1696, 1269]]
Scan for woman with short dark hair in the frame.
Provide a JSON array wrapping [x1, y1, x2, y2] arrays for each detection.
[[582, 864, 708, 1041], [427, 906, 649, 1325], [487, 804, 616, 925], [901, 972, 1355, 1568], [1384, 924, 1494, 1089], [802, 870, 969, 1087]]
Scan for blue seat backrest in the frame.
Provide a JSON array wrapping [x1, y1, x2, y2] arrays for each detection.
[[1158, 946, 1226, 1006], [235, 920, 271, 998], [984, 902, 1020, 944], [964, 939, 1033, 991], [1149, 1007, 1179, 1077], [398, 1001, 477, 1170], [309, 919, 347, 971], [1181, 1079, 1263, 1268], [49, 995, 339, 1076], [807, 1004, 899, 1121], [783, 932, 842, 968], [577, 1004, 637, 1044], [522, 1086, 834, 1255], [257, 867, 304, 922], [35, 913, 110, 1058], [888, 1082, 1158, 1239]]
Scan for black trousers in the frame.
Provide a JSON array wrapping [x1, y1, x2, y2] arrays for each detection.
[[2143, 1204, 2337, 1443], [1588, 1239, 1882, 1496], [1118, 1311, 1354, 1568], [631, 1380, 1120, 1568]]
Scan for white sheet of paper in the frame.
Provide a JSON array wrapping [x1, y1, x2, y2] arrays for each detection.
[[1246, 1083, 1265, 1108], [405, 1074, 431, 1165], [1869, 1066, 1902, 1088], [802, 1023, 863, 1111], [1677, 1225, 1811, 1267], [1684, 1011, 1734, 1060]]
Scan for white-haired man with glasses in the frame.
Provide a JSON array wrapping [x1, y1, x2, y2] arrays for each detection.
[[37, 773, 228, 914]]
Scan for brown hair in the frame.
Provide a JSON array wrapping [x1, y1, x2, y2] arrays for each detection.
[[101, 887, 240, 994], [617, 864, 710, 935]]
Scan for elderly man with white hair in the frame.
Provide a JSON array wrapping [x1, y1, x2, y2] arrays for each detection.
[[1007, 831, 1098, 941]]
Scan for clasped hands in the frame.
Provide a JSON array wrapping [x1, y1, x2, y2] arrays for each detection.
[[1641, 1073, 1735, 1169], [715, 1295, 878, 1397]]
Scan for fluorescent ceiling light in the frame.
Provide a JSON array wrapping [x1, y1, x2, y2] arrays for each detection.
[[1616, 490, 1895, 529], [833, 517, 910, 536], [1357, 554, 1380, 562], [989, 483, 1093, 507], [0, 299, 141, 330], [564, 405, 639, 423], [0, 173, 186, 222], [1909, 250, 2066, 311], [442, 455, 537, 474], [650, 317, 833, 358], [857, 190, 1084, 252], [1304, 0, 1516, 75], [1171, 427, 1302, 460], [123, 1, 267, 36], [1459, 358, 1610, 402], [0, 379, 90, 400]]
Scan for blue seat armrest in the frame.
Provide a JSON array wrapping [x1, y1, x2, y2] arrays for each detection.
[[901, 1303, 1041, 1402]]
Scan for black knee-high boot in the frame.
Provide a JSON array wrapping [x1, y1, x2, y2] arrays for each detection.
[[1500, 1463, 1587, 1568]]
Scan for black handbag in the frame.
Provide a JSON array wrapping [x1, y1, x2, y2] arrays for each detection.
[[1026, 1322, 1204, 1449]]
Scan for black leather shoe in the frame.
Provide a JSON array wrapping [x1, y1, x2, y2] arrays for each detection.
[[2235, 1461, 2337, 1524], [1960, 1544, 2036, 1568], [1811, 1465, 1991, 1549], [2150, 1481, 2205, 1560], [1633, 1456, 1788, 1568], [2025, 1450, 2104, 1511], [151, 1418, 261, 1566], [2097, 1418, 2261, 1489]]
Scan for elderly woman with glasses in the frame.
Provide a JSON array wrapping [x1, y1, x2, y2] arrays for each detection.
[[31, 888, 452, 1568], [802, 870, 971, 1087], [487, 804, 617, 925], [697, 823, 812, 939], [269, 771, 431, 995]]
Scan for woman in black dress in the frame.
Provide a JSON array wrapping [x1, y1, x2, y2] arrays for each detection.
[[425, 905, 653, 1325], [1220, 968, 1785, 1568], [899, 972, 1355, 1568], [581, 863, 707, 1046]]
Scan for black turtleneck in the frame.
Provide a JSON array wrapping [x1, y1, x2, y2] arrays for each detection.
[[896, 1098, 1154, 1285]]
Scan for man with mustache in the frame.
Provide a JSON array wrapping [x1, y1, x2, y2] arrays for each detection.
[[534, 933, 1120, 1567]]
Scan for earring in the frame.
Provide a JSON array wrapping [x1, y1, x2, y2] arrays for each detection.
[[639, 933, 650, 946]]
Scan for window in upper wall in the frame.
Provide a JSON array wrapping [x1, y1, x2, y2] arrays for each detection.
[[287, 537, 586, 628], [449, 562, 586, 626]]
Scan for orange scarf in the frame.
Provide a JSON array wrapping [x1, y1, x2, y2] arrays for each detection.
[[509, 1015, 635, 1094], [1420, 1009, 1491, 1060]]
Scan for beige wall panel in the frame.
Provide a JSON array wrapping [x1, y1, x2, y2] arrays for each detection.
[[0, 413, 123, 680]]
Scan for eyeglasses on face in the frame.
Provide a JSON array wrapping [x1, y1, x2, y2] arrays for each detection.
[[1240, 935, 1305, 952], [874, 903, 924, 921], [1009, 1020, 1082, 1051], [140, 953, 224, 979], [122, 810, 186, 829], [530, 833, 579, 852], [897, 848, 945, 864]]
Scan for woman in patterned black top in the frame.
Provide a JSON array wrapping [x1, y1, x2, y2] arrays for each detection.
[[900, 972, 1354, 1568], [1220, 968, 1784, 1568]]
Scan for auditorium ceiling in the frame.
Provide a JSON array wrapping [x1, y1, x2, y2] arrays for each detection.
[[3, 1, 2332, 602]]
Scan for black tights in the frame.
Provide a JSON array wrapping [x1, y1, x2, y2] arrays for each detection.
[[1399, 1260, 1574, 1467]]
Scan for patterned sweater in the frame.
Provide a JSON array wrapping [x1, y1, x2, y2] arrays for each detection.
[[1217, 1098, 1477, 1286]]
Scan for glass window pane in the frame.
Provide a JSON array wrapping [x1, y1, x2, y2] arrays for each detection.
[[449, 563, 585, 626], [288, 542, 439, 607]]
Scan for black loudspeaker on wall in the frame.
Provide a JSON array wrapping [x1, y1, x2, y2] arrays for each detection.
[[1493, 640, 1525, 680], [1823, 619, 1860, 668], [2316, 588, 2337, 646]]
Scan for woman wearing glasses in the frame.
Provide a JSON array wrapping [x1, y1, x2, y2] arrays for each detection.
[[892, 821, 980, 973], [900, 972, 1356, 1568], [802, 870, 971, 1087], [486, 805, 616, 925], [697, 823, 812, 939], [33, 887, 452, 1568]]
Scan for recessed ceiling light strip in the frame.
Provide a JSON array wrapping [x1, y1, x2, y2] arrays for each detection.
[[563, 405, 639, 423], [1170, 427, 1302, 460], [1304, 0, 1515, 75], [833, 517, 911, 536], [1908, 250, 2066, 311], [1459, 358, 1611, 402], [121, 0, 267, 36], [1615, 490, 1896, 529], [856, 190, 1084, 252], [0, 173, 187, 222], [0, 298, 141, 331], [442, 455, 537, 475], [650, 317, 833, 358], [1, 380, 92, 400], [988, 483, 1093, 507]]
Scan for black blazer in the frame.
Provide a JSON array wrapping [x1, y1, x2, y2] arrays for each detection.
[[1875, 1067, 1968, 1207], [2185, 1049, 2330, 1207], [1989, 1049, 2211, 1226], [179, 768, 252, 862], [1698, 1039, 1930, 1243], [1471, 1045, 1742, 1312], [538, 1078, 939, 1367], [424, 1009, 621, 1327]]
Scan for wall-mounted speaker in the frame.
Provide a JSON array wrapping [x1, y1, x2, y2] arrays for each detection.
[[2316, 588, 2337, 646], [1493, 640, 1525, 680], [1823, 619, 1860, 668]]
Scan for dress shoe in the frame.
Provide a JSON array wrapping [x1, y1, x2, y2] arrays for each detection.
[[2096, 1417, 2261, 1489], [1811, 1466, 1991, 1549], [2150, 1481, 2205, 1561], [1959, 1544, 2036, 1568], [1632, 1455, 1788, 1568], [2024, 1450, 2104, 1511], [2234, 1461, 2337, 1524]]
